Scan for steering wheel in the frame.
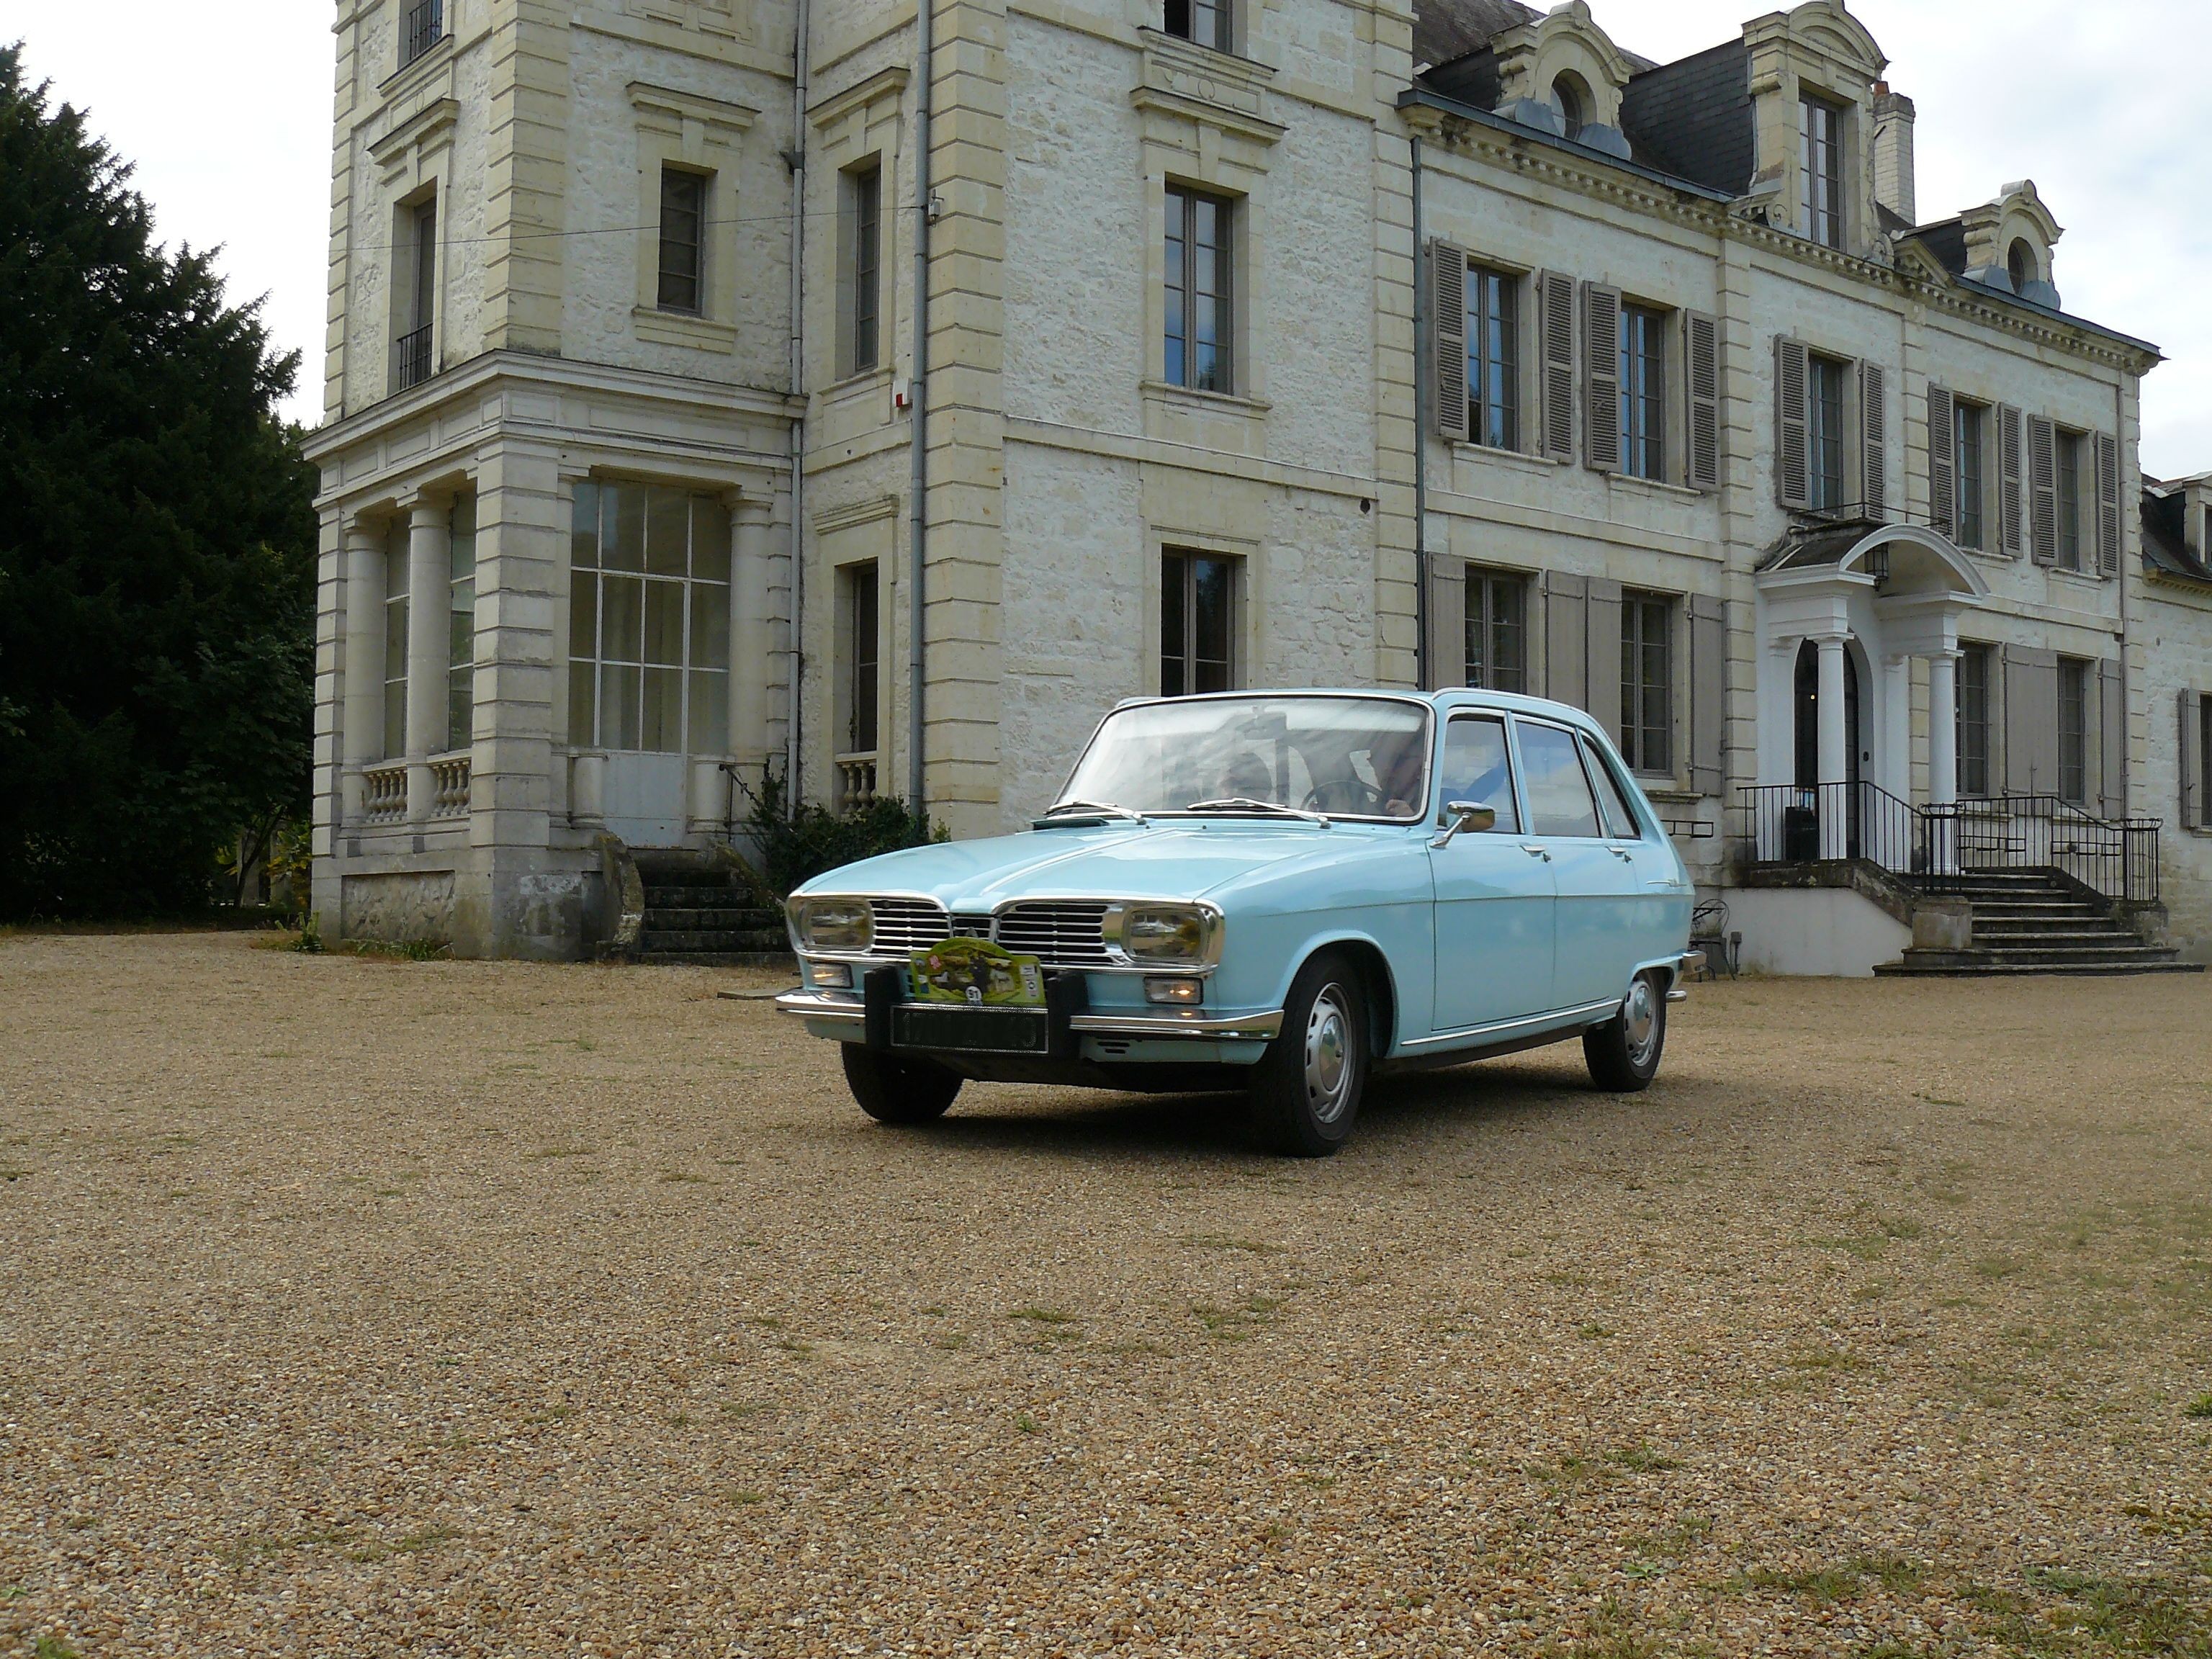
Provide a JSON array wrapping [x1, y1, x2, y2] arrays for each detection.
[[1305, 778, 1386, 814]]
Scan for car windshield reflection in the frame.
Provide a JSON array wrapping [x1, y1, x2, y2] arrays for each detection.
[[1058, 696, 1432, 822]]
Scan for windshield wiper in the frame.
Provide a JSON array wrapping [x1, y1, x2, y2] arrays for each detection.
[[1181, 797, 1331, 825], [1035, 799, 1148, 826]]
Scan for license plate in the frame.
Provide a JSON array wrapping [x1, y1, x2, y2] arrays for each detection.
[[891, 1004, 1051, 1055]]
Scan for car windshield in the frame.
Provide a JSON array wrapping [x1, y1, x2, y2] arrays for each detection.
[[1057, 696, 1432, 822]]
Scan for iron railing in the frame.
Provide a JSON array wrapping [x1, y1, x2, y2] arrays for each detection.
[[1737, 781, 2162, 904], [391, 324, 433, 393], [401, 0, 445, 68]]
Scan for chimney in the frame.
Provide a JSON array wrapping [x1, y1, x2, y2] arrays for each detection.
[[1871, 82, 1916, 225]]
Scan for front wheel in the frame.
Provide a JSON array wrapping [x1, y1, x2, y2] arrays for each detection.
[[841, 1044, 963, 1124], [1583, 971, 1667, 1092], [1248, 951, 1370, 1157]]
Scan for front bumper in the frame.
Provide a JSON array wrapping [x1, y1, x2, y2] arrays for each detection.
[[773, 987, 1283, 1042]]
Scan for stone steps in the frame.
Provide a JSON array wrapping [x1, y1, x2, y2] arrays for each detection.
[[1879, 870, 2199, 979], [625, 851, 792, 968]]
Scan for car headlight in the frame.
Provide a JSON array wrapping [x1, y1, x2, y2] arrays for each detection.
[[789, 896, 872, 954], [1113, 904, 1218, 966]]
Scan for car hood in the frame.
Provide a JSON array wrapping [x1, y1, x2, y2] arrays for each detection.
[[793, 820, 1413, 909]]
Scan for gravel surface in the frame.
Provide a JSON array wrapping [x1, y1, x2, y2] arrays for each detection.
[[3, 930, 2210, 1658]]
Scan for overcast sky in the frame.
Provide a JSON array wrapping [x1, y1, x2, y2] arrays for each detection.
[[4, 0, 2206, 475]]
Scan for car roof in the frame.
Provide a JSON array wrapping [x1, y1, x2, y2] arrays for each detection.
[[1111, 686, 1609, 734]]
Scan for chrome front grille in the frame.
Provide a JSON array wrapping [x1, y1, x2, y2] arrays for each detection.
[[994, 902, 1113, 967], [866, 897, 950, 957]]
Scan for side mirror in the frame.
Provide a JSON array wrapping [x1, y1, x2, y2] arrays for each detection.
[[1429, 800, 1498, 850]]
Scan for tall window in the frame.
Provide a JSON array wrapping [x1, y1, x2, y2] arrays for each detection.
[[1956, 644, 1991, 797], [842, 563, 880, 756], [392, 195, 437, 392], [1954, 400, 1987, 549], [1619, 304, 1666, 481], [567, 480, 732, 755], [1464, 569, 1527, 692], [1164, 186, 1232, 393], [1466, 265, 1519, 451], [447, 495, 476, 753], [1619, 593, 1673, 775], [840, 162, 881, 376], [657, 167, 706, 315], [1164, 0, 1231, 52], [1161, 550, 1235, 696], [382, 523, 410, 759], [2055, 429, 2084, 571], [400, 0, 444, 69], [1799, 94, 1843, 249], [1807, 354, 1846, 510], [2057, 657, 2089, 804]]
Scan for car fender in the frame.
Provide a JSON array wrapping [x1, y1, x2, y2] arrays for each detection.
[[1246, 924, 1416, 1059]]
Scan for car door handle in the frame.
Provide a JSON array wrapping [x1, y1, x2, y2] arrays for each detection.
[[1520, 844, 1552, 863], [1605, 845, 1636, 863]]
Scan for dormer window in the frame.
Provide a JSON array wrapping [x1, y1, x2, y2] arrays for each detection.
[[1164, 0, 1231, 53], [2007, 238, 2033, 292], [1552, 74, 1588, 142], [1799, 94, 1844, 248]]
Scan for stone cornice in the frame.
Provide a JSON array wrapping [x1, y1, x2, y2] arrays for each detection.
[[807, 66, 910, 130], [368, 97, 460, 168], [628, 81, 759, 135]]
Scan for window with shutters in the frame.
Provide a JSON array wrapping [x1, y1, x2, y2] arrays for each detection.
[[1685, 312, 1720, 491], [1164, 0, 1232, 53], [657, 167, 707, 315], [1464, 568, 1528, 693], [1619, 592, 1673, 775], [446, 495, 476, 754], [1954, 400, 1988, 550], [1957, 644, 1992, 798], [1619, 305, 1666, 481], [838, 161, 883, 377], [2200, 696, 2212, 829], [838, 562, 881, 758], [1799, 95, 1845, 250], [567, 480, 733, 755], [1161, 549, 1237, 696], [1467, 265, 1520, 451], [1165, 186, 1233, 394], [1807, 354, 1848, 511], [2057, 657, 2090, 805], [2055, 429, 2085, 571]]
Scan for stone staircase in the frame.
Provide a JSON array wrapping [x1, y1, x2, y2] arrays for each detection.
[[629, 850, 791, 968], [1875, 871, 2198, 977]]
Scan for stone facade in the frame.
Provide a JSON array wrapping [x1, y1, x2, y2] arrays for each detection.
[[304, 0, 2208, 965]]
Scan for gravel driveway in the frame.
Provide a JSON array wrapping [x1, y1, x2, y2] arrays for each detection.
[[3, 930, 2209, 1657]]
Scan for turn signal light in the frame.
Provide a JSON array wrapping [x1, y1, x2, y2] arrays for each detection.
[[1144, 976, 1204, 1005]]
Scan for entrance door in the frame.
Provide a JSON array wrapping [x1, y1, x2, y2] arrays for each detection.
[[1429, 712, 1555, 1032], [1793, 639, 1862, 855]]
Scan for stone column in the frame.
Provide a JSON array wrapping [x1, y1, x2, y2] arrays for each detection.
[[341, 518, 385, 827], [731, 494, 777, 775], [404, 497, 450, 824], [1927, 649, 1960, 875], [1816, 634, 1850, 858]]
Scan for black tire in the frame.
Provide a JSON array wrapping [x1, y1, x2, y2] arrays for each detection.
[[1247, 950, 1370, 1157], [1583, 971, 1667, 1092], [840, 1044, 963, 1124]]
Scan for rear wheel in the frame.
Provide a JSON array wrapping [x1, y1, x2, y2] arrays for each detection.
[[1583, 971, 1667, 1092], [1248, 951, 1370, 1157], [841, 1044, 963, 1124]]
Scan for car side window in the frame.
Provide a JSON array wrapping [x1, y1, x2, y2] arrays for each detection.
[[1519, 721, 1603, 838], [1439, 715, 1519, 834], [1580, 736, 1645, 840]]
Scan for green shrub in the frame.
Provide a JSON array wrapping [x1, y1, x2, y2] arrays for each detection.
[[736, 765, 946, 897]]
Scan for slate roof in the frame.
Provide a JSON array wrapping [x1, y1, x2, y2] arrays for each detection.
[[2142, 482, 2212, 585], [1617, 40, 1753, 195], [1411, 0, 1539, 70], [1905, 216, 1970, 276]]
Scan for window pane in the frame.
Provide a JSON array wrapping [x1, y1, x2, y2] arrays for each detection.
[[384, 677, 407, 760], [601, 575, 644, 665], [606, 483, 646, 572], [690, 580, 730, 671], [1193, 555, 1233, 692], [688, 670, 729, 754], [1161, 552, 1187, 696], [2056, 434, 2082, 569], [1439, 716, 1518, 834], [1521, 722, 1603, 837], [1492, 579, 1526, 693], [601, 664, 642, 750], [568, 660, 595, 747], [643, 579, 685, 666], [691, 495, 731, 583], [1583, 738, 1642, 839], [657, 168, 703, 313], [570, 572, 598, 659], [642, 667, 683, 752], [646, 487, 688, 577], [571, 480, 600, 569]]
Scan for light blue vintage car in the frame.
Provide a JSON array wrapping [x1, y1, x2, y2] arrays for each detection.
[[777, 690, 1699, 1155]]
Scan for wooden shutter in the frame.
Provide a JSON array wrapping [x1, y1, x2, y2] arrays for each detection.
[[1586, 577, 1624, 744], [1689, 591, 1727, 796], [1429, 240, 1467, 443], [1537, 271, 1577, 463], [2099, 659, 2126, 819], [2095, 431, 2121, 576], [1927, 385, 1956, 538], [1774, 336, 1810, 509], [1684, 310, 1720, 493], [2183, 690, 2204, 830], [1583, 283, 1622, 474], [1858, 361, 1886, 513], [2028, 415, 2058, 565], [1998, 405, 2024, 556], [2005, 646, 2059, 796], [1544, 570, 1587, 706]]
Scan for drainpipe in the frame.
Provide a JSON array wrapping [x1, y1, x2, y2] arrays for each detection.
[[1410, 134, 1429, 692], [907, 0, 934, 811], [783, 0, 810, 810]]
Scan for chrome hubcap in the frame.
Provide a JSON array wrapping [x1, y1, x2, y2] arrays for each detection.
[[1622, 976, 1660, 1068], [1304, 984, 1355, 1125]]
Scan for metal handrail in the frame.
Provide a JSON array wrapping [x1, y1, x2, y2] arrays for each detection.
[[391, 325, 433, 392], [401, 0, 444, 68]]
